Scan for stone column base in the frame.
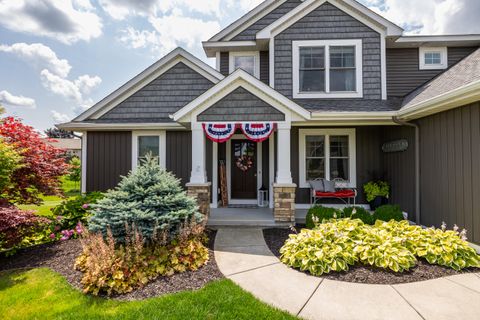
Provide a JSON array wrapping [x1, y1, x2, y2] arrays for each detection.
[[273, 183, 297, 223], [186, 183, 211, 219]]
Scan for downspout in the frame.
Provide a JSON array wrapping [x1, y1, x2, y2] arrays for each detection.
[[392, 116, 421, 225]]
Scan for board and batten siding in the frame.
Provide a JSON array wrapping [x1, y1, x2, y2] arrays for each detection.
[[386, 47, 478, 97], [86, 131, 132, 192], [274, 2, 382, 100], [166, 131, 192, 187], [417, 102, 480, 244]]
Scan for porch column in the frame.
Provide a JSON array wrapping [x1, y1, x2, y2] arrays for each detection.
[[273, 123, 296, 223], [187, 124, 211, 218]]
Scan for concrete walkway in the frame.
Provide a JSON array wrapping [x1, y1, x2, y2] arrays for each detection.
[[214, 228, 480, 320]]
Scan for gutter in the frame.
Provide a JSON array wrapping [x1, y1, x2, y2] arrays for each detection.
[[392, 116, 421, 225]]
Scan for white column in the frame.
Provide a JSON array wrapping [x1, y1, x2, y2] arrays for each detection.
[[276, 124, 293, 184], [190, 125, 207, 184]]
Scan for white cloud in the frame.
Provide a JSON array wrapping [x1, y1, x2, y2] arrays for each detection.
[[0, 0, 102, 44], [0, 90, 36, 109], [225, 0, 263, 11], [51, 110, 71, 123], [0, 43, 71, 77]]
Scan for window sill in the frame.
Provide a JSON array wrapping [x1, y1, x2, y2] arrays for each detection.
[[293, 91, 363, 99]]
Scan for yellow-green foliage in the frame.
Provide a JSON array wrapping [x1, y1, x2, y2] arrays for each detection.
[[281, 219, 480, 275]]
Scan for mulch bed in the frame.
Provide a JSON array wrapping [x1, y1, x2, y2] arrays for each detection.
[[0, 230, 224, 301], [263, 228, 477, 285]]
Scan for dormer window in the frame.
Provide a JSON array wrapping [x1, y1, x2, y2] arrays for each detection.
[[419, 47, 448, 70], [293, 39, 363, 98], [229, 51, 260, 78]]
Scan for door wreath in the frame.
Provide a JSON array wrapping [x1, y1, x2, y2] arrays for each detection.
[[236, 155, 254, 172]]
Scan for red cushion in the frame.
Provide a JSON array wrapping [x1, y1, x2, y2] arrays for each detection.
[[315, 190, 355, 198]]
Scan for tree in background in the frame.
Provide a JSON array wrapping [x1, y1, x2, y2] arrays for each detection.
[[0, 117, 70, 205], [0, 139, 22, 207], [67, 156, 81, 191], [44, 127, 75, 139], [0, 104, 4, 114]]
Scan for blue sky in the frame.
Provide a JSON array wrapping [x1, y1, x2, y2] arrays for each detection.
[[1, 0, 479, 132]]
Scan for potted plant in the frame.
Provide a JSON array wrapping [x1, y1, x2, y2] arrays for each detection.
[[363, 180, 390, 210]]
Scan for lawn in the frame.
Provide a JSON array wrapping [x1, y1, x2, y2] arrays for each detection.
[[18, 177, 81, 217], [0, 268, 297, 320]]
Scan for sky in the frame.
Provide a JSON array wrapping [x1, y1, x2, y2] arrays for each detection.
[[0, 0, 479, 132]]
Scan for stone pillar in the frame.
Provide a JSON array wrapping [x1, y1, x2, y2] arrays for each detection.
[[187, 183, 211, 218], [273, 183, 296, 222]]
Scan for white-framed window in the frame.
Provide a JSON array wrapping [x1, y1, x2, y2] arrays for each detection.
[[229, 51, 260, 78], [132, 131, 166, 169], [292, 39, 363, 99], [299, 128, 356, 188], [419, 47, 448, 70]]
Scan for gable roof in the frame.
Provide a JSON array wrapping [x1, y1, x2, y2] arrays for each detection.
[[72, 47, 224, 122], [257, 0, 403, 39], [398, 48, 480, 119]]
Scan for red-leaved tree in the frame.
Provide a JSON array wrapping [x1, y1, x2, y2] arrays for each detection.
[[0, 117, 70, 205]]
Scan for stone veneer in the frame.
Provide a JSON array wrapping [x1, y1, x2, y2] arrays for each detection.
[[186, 183, 211, 218], [273, 183, 296, 222]]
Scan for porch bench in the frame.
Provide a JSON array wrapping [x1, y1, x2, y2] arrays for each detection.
[[310, 179, 357, 205]]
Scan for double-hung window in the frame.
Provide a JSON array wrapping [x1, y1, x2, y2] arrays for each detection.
[[299, 129, 356, 188], [132, 131, 166, 169], [293, 40, 363, 98], [419, 47, 448, 70]]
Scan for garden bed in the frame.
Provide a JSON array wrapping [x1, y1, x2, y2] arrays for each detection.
[[0, 230, 223, 301], [263, 228, 477, 285]]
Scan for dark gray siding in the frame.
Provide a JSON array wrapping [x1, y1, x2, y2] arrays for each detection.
[[86, 132, 132, 192], [231, 0, 302, 41], [220, 52, 229, 76], [417, 102, 480, 244], [274, 2, 382, 100], [166, 131, 191, 187], [98, 62, 215, 122], [260, 51, 270, 85], [386, 47, 477, 97], [197, 87, 285, 122]]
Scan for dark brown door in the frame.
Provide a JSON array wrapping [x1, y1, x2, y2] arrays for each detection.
[[231, 140, 257, 199]]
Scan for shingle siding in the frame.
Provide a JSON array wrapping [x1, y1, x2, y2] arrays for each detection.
[[98, 62, 215, 122], [197, 87, 285, 122], [386, 47, 477, 97], [260, 51, 270, 85], [274, 2, 382, 101], [220, 52, 229, 76]]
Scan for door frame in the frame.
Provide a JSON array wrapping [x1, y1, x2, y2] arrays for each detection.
[[226, 134, 262, 205]]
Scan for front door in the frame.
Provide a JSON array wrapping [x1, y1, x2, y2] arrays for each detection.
[[231, 140, 257, 199]]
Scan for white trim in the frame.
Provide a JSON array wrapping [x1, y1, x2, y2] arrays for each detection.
[[72, 48, 224, 122], [395, 34, 480, 43], [419, 47, 448, 70], [380, 35, 387, 99], [226, 134, 261, 205], [298, 128, 357, 189], [211, 142, 218, 208], [229, 51, 260, 78], [310, 111, 397, 121], [131, 131, 166, 170], [269, 38, 275, 88], [215, 51, 221, 71], [57, 122, 184, 131], [269, 132, 275, 209], [81, 132, 87, 193], [292, 39, 363, 99]]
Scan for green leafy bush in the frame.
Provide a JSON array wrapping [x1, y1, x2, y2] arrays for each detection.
[[363, 181, 390, 202], [373, 205, 404, 222], [305, 206, 342, 228], [89, 156, 202, 243], [344, 206, 375, 225]]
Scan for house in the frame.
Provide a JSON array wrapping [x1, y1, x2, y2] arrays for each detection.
[[59, 0, 480, 243], [41, 138, 82, 159]]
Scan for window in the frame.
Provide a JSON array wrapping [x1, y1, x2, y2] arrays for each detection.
[[229, 51, 260, 78], [132, 131, 166, 169], [419, 47, 448, 70], [293, 40, 363, 98], [299, 129, 356, 188]]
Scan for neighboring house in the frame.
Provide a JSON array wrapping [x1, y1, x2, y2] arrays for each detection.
[[41, 138, 82, 159], [59, 0, 480, 243]]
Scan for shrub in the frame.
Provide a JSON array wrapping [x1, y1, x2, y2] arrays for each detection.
[[89, 156, 202, 243], [344, 206, 375, 225], [0, 206, 51, 253], [305, 206, 342, 228], [373, 205, 404, 223], [67, 157, 81, 189], [75, 221, 209, 296], [363, 180, 390, 202], [0, 139, 22, 206]]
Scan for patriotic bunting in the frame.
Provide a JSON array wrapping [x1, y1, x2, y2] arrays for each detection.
[[240, 123, 275, 142], [202, 123, 237, 143], [202, 122, 276, 143]]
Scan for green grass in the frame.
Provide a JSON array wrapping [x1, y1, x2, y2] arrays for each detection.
[[18, 177, 81, 217], [0, 268, 297, 320]]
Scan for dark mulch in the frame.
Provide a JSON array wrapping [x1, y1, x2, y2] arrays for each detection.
[[263, 228, 477, 285], [0, 230, 224, 301]]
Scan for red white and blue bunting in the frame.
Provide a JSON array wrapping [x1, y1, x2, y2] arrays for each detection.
[[240, 122, 275, 142], [202, 122, 276, 143]]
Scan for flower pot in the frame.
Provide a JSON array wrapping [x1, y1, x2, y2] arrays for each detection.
[[369, 196, 388, 211]]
